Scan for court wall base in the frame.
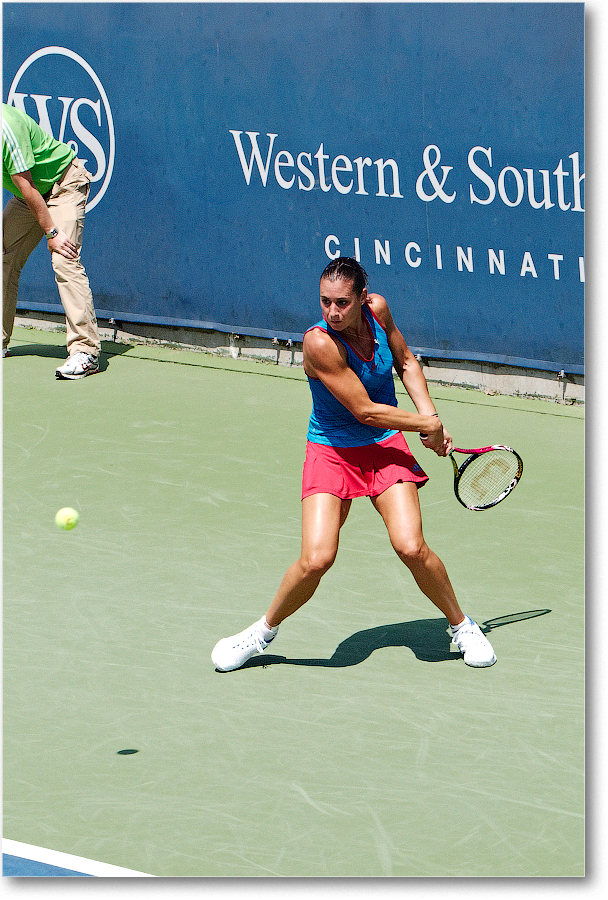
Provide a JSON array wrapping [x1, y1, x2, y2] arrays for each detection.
[[14, 311, 584, 405]]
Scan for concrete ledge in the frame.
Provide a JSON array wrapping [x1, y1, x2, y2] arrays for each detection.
[[411, 355, 583, 405], [14, 311, 584, 405]]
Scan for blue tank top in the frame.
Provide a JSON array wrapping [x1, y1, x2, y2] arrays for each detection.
[[305, 304, 399, 447]]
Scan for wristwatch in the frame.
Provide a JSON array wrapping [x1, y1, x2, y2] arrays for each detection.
[[45, 228, 59, 240]]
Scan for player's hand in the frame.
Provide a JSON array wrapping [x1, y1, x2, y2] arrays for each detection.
[[420, 422, 453, 457], [437, 427, 453, 456], [47, 230, 78, 260]]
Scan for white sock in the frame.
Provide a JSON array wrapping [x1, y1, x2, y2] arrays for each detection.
[[450, 616, 470, 635], [259, 617, 278, 639]]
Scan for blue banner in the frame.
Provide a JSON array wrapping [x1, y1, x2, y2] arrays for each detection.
[[3, 2, 584, 372]]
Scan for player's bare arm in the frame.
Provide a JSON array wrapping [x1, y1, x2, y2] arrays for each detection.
[[367, 293, 452, 456], [10, 171, 78, 260], [303, 326, 441, 437]]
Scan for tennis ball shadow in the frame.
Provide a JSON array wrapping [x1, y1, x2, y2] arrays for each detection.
[[242, 608, 551, 670]]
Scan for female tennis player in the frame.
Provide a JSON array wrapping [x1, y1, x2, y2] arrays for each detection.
[[212, 257, 496, 670]]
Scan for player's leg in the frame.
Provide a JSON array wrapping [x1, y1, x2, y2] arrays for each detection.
[[2, 196, 43, 352], [211, 493, 350, 671], [371, 481, 496, 666], [371, 481, 463, 623], [265, 492, 351, 627], [47, 161, 101, 366]]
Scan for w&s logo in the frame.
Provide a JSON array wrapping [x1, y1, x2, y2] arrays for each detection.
[[7, 47, 115, 211]]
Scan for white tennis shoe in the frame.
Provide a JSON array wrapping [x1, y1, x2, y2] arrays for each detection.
[[451, 616, 497, 667], [55, 351, 99, 380], [212, 618, 278, 672]]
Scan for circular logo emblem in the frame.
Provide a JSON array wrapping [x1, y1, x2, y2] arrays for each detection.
[[7, 46, 115, 212]]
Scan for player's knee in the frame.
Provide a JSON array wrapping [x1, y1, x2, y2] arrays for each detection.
[[301, 548, 337, 578], [393, 535, 427, 566]]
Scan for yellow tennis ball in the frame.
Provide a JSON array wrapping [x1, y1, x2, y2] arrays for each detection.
[[55, 507, 79, 530]]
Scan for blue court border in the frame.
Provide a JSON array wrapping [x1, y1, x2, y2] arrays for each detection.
[[2, 840, 153, 877], [3, 854, 92, 877]]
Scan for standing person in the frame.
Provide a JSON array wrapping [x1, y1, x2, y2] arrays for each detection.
[[212, 257, 496, 671], [2, 103, 101, 378]]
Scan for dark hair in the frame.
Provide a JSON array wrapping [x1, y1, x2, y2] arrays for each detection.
[[320, 257, 368, 296]]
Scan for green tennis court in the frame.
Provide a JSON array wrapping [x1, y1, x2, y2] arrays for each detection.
[[3, 326, 584, 877]]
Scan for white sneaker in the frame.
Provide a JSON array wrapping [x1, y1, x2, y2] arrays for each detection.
[[55, 351, 99, 380], [2, 348, 8, 358], [212, 618, 277, 671], [451, 616, 497, 667]]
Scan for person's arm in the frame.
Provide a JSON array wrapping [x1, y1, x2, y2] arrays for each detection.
[[367, 293, 453, 456], [303, 326, 443, 441], [10, 170, 78, 260]]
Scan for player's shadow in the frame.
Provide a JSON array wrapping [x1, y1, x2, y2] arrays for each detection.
[[240, 608, 551, 670], [6, 340, 132, 373]]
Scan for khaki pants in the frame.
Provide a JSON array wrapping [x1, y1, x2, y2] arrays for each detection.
[[3, 158, 101, 355]]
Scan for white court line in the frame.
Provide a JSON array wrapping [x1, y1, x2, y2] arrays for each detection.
[[2, 839, 155, 877]]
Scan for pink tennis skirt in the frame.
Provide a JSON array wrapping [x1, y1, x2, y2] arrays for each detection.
[[301, 431, 429, 500]]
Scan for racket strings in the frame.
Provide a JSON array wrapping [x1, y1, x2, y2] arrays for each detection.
[[457, 450, 520, 507]]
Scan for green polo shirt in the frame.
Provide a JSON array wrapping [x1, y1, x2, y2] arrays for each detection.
[[2, 103, 75, 199]]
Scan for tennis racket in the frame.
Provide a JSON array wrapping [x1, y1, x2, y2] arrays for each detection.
[[449, 445, 523, 510]]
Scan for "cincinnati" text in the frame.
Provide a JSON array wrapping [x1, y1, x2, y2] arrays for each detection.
[[325, 235, 585, 283]]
